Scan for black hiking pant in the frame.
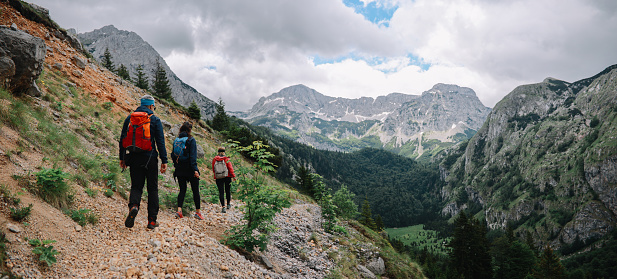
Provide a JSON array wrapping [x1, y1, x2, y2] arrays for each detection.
[[177, 176, 200, 210], [128, 155, 159, 222], [215, 177, 232, 207]]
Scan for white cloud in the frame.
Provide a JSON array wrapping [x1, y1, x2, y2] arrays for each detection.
[[27, 0, 617, 111]]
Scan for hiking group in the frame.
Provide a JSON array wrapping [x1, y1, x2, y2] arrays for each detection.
[[119, 95, 235, 230]]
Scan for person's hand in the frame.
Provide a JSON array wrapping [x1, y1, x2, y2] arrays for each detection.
[[232, 177, 237, 182], [160, 163, 167, 173], [120, 160, 126, 169], [194, 171, 199, 178]]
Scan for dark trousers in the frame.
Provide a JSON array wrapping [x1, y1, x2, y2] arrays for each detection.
[[215, 177, 232, 207], [177, 176, 200, 210], [128, 155, 159, 221]]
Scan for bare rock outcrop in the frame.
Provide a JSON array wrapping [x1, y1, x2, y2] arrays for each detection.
[[0, 25, 46, 96]]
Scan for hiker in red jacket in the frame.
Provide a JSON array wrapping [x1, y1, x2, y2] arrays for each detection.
[[212, 147, 235, 213]]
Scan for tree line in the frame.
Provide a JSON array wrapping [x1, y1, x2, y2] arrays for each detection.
[[102, 48, 201, 119]]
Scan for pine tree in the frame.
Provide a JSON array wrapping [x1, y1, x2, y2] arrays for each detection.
[[525, 230, 537, 255], [102, 47, 115, 72], [188, 101, 201, 120], [531, 246, 566, 279], [295, 165, 314, 196], [134, 64, 149, 90], [449, 211, 492, 279], [152, 61, 172, 100], [359, 198, 376, 231], [210, 98, 230, 131], [375, 215, 384, 231], [117, 64, 131, 81]]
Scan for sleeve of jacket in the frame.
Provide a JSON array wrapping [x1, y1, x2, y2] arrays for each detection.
[[189, 138, 199, 174], [226, 158, 235, 178], [151, 116, 168, 164], [118, 115, 130, 160]]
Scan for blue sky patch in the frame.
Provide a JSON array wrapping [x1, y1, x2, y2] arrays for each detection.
[[343, 0, 398, 27], [312, 52, 432, 73]]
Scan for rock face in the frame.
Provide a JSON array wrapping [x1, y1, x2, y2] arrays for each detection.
[[0, 25, 46, 96], [76, 25, 217, 119], [441, 64, 617, 249], [235, 84, 491, 158]]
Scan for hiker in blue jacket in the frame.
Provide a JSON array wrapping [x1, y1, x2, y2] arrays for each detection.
[[119, 95, 168, 230], [171, 122, 203, 220]]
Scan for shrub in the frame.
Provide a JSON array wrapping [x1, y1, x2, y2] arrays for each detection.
[[223, 141, 291, 252], [104, 189, 113, 197], [102, 102, 113, 110], [34, 168, 73, 208], [10, 204, 33, 222], [64, 208, 98, 226], [332, 184, 358, 220], [28, 238, 59, 266], [85, 188, 97, 198]]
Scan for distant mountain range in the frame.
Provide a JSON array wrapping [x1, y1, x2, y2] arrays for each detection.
[[75, 25, 217, 118], [232, 83, 491, 159]]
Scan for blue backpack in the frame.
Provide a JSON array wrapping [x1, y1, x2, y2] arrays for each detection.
[[172, 137, 190, 163]]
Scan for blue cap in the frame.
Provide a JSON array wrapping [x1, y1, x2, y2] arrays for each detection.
[[140, 95, 155, 106]]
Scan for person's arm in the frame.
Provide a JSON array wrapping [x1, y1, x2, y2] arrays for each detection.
[[152, 116, 168, 165], [226, 158, 235, 178], [118, 115, 130, 168], [211, 158, 216, 179], [190, 138, 199, 177]]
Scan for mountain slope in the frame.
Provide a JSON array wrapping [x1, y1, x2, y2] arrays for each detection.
[[440, 64, 617, 250], [77, 25, 217, 119], [235, 83, 491, 159]]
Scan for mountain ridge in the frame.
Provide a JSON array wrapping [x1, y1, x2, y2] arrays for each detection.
[[235, 83, 491, 159], [439, 64, 617, 250], [77, 24, 218, 119]]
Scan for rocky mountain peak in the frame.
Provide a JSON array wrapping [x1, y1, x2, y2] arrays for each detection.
[[239, 83, 491, 158], [77, 25, 217, 118]]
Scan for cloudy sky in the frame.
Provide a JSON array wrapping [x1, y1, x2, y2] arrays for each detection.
[[28, 0, 617, 111]]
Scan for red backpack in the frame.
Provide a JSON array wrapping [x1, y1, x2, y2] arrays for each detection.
[[121, 112, 153, 152]]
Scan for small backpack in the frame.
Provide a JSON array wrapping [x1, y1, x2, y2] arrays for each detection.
[[213, 159, 228, 179], [121, 112, 153, 152], [172, 137, 190, 163]]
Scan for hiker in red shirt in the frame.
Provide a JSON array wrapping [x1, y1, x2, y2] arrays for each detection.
[[212, 147, 235, 213]]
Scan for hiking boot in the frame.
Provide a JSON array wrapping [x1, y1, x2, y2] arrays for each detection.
[[124, 206, 139, 228], [222, 207, 226, 213], [227, 204, 231, 210], [147, 221, 159, 230], [175, 211, 183, 219], [194, 212, 204, 220]]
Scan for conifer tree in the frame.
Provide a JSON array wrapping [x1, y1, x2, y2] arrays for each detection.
[[102, 47, 115, 72], [295, 165, 314, 196], [359, 198, 376, 230], [375, 215, 384, 231], [210, 98, 230, 131], [134, 64, 149, 91], [525, 230, 537, 255], [531, 246, 566, 279], [449, 211, 492, 279], [188, 101, 201, 120], [152, 61, 172, 100], [116, 64, 131, 81]]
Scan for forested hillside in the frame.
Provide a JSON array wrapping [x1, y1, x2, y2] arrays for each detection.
[[226, 119, 446, 228]]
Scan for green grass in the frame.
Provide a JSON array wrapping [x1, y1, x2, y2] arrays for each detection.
[[386, 224, 451, 255]]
